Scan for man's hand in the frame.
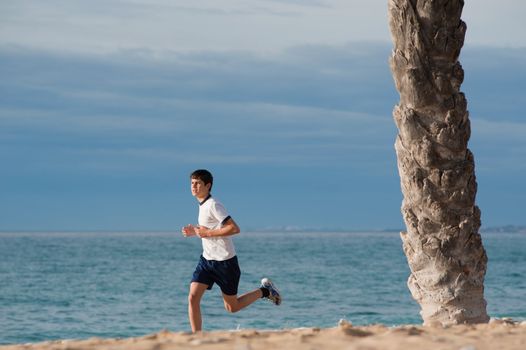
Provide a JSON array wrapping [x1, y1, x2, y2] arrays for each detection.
[[181, 224, 197, 237], [182, 224, 212, 238], [194, 226, 211, 238]]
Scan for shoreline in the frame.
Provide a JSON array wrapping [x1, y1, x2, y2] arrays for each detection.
[[2, 319, 525, 350]]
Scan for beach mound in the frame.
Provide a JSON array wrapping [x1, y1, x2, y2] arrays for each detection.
[[2, 319, 525, 350]]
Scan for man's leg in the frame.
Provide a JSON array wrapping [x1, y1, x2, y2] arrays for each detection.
[[222, 288, 263, 313], [188, 282, 209, 332]]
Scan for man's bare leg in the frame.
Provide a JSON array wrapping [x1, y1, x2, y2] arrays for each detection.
[[188, 282, 209, 332], [222, 289, 263, 313]]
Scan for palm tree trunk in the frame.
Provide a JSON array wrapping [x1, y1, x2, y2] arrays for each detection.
[[388, 0, 489, 325]]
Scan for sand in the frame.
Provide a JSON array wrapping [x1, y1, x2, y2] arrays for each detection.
[[2, 319, 525, 350]]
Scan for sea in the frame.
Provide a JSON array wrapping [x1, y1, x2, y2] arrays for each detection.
[[0, 231, 525, 344]]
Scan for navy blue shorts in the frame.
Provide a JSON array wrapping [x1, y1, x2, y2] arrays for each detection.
[[191, 255, 241, 296]]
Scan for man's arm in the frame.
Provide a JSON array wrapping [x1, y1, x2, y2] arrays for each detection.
[[195, 218, 240, 238]]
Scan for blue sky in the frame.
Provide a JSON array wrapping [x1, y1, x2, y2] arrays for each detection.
[[1, 1, 525, 231]]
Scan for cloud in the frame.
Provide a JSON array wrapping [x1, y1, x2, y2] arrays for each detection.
[[462, 47, 526, 123], [1, 43, 401, 182], [459, 46, 526, 173], [2, 43, 525, 178], [470, 119, 526, 172], [474, 119, 526, 140], [0, 0, 389, 54], [260, 0, 330, 8], [3, 0, 525, 58], [2, 41, 526, 229], [463, 0, 526, 48]]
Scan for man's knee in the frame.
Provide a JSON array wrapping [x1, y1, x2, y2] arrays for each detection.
[[188, 292, 201, 306], [224, 300, 239, 313]]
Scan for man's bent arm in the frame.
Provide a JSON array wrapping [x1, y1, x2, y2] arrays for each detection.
[[197, 218, 240, 238]]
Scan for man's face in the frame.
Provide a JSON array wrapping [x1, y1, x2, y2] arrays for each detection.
[[191, 178, 211, 198]]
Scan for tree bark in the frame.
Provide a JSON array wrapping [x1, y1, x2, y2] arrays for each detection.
[[388, 0, 489, 325]]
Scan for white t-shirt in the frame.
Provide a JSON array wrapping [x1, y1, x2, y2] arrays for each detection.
[[198, 195, 237, 261]]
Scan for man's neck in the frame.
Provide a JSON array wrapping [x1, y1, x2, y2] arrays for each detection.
[[197, 193, 211, 205]]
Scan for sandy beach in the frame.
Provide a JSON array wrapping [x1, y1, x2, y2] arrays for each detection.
[[2, 319, 524, 350]]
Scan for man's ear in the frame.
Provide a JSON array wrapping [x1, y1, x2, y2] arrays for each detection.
[[206, 183, 212, 191]]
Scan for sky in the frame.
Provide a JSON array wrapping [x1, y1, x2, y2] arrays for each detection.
[[1, 0, 525, 231]]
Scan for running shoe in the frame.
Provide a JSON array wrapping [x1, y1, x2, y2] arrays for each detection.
[[261, 278, 281, 305]]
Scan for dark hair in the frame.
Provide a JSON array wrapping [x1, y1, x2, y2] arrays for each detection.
[[190, 169, 213, 191]]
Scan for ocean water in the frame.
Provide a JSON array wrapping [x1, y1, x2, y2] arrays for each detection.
[[0, 231, 524, 344]]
